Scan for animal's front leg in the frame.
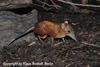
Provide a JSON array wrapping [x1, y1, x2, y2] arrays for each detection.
[[62, 38, 65, 43]]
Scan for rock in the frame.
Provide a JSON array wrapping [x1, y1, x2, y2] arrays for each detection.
[[0, 0, 32, 10], [0, 9, 38, 49]]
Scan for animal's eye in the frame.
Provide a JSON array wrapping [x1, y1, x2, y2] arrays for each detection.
[[67, 30, 71, 33]]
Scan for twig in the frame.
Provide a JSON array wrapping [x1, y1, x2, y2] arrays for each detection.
[[58, 0, 100, 8], [28, 42, 36, 46], [33, 0, 61, 10], [7, 52, 20, 59], [50, 0, 61, 9], [72, 41, 100, 50], [72, 45, 84, 50], [66, 62, 74, 67], [54, 42, 63, 46], [32, 3, 52, 10], [36, 0, 56, 7], [81, 41, 100, 47]]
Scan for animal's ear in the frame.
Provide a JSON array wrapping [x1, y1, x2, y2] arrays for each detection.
[[61, 23, 66, 31], [64, 21, 68, 24]]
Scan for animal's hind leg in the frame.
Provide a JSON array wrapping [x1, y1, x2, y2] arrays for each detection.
[[41, 35, 47, 39], [38, 35, 47, 45], [51, 36, 54, 47], [38, 36, 44, 45]]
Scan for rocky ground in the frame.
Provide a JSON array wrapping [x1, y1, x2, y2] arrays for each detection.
[[0, 5, 100, 67]]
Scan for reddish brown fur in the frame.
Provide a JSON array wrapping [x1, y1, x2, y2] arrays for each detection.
[[34, 20, 70, 39]]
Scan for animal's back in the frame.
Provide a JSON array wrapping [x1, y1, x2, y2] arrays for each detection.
[[34, 20, 61, 37]]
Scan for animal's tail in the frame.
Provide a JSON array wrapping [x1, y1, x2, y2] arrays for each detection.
[[8, 26, 34, 46]]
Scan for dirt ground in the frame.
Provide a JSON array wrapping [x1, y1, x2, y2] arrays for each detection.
[[0, 9, 100, 67]]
